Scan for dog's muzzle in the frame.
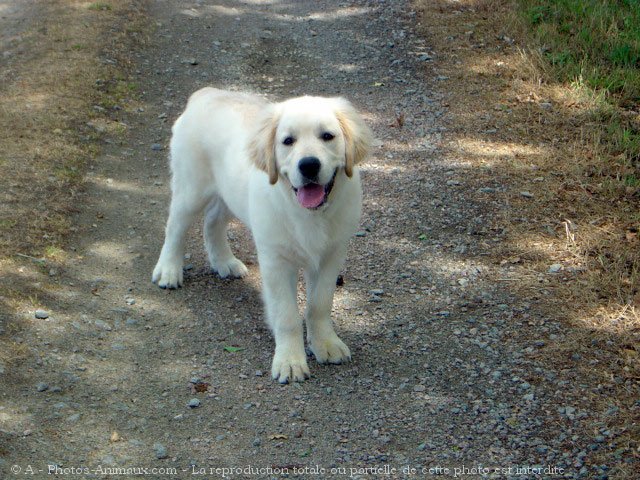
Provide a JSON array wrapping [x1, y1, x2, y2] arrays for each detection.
[[293, 169, 337, 210]]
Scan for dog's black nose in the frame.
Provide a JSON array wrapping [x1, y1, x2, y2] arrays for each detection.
[[298, 156, 321, 180]]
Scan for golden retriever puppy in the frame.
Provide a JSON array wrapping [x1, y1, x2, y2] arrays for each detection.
[[152, 88, 373, 383]]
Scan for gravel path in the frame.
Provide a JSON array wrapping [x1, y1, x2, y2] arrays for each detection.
[[1, 1, 625, 479]]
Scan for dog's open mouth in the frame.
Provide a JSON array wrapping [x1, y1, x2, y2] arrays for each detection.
[[293, 170, 337, 209]]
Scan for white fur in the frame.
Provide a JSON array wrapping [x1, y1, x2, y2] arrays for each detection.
[[152, 88, 373, 383]]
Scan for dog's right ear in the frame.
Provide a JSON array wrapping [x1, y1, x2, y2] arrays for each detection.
[[249, 105, 280, 185]]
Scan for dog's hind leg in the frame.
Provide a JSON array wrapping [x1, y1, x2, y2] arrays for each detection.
[[203, 198, 248, 278], [152, 185, 208, 288]]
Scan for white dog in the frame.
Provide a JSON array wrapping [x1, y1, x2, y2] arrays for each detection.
[[152, 88, 373, 383]]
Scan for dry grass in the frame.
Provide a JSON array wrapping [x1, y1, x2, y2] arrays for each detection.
[[414, 0, 638, 474], [0, 1, 147, 364], [0, 0, 145, 259]]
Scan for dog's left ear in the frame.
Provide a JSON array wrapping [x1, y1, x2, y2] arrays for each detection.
[[249, 105, 280, 185], [334, 98, 374, 178]]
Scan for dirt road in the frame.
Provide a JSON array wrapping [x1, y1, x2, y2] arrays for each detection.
[[1, 1, 628, 478]]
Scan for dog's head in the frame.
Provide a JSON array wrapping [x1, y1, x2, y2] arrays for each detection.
[[249, 96, 373, 210]]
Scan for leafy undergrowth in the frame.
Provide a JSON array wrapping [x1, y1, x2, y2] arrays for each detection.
[[414, 0, 638, 476]]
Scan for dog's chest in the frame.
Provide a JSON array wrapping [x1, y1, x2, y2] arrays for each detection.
[[280, 215, 343, 270]]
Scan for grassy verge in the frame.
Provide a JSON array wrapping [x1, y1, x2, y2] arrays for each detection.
[[0, 0, 146, 259], [513, 0, 639, 324], [0, 1, 147, 363], [519, 0, 639, 107], [414, 0, 638, 475]]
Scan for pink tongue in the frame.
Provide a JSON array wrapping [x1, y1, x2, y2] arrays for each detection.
[[296, 184, 325, 208]]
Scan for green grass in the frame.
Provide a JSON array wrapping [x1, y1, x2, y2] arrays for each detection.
[[88, 2, 112, 11], [520, 0, 640, 106], [518, 0, 640, 176]]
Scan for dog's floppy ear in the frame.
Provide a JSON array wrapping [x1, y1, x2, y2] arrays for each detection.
[[249, 105, 280, 185], [334, 98, 374, 178]]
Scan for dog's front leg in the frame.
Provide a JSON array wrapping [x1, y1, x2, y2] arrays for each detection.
[[259, 256, 309, 383], [304, 248, 351, 365]]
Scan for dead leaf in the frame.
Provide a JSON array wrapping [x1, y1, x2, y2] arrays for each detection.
[[269, 434, 288, 440], [389, 112, 405, 128], [110, 431, 121, 443], [625, 229, 638, 243], [190, 382, 210, 394]]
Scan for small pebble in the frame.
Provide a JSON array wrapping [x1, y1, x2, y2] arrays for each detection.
[[188, 398, 201, 408], [153, 443, 168, 459], [35, 310, 49, 320], [549, 264, 562, 273], [36, 382, 49, 392], [67, 413, 81, 422], [151, 143, 162, 151], [520, 191, 534, 198], [95, 319, 112, 331]]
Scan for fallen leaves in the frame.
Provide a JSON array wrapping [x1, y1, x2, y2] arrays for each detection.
[[190, 381, 210, 394], [389, 112, 405, 128]]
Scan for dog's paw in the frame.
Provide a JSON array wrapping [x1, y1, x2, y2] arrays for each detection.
[[309, 334, 351, 364], [271, 350, 310, 384], [152, 261, 183, 289], [211, 257, 248, 279]]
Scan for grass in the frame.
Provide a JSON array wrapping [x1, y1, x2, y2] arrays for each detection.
[[0, 1, 145, 260], [518, 0, 640, 178], [520, 0, 640, 106], [512, 0, 640, 311], [88, 2, 113, 11]]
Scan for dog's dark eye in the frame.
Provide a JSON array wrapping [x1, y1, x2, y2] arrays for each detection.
[[321, 132, 335, 141], [283, 136, 295, 146]]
